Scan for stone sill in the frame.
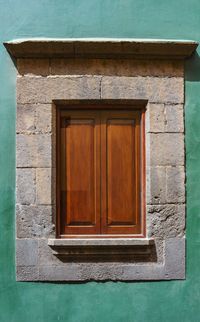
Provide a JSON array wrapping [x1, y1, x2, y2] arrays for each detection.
[[48, 238, 154, 247], [48, 238, 155, 259], [4, 38, 198, 59]]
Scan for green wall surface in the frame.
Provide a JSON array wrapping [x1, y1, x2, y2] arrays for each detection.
[[0, 1, 200, 321]]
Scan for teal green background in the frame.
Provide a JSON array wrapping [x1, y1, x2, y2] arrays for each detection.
[[1, 1, 200, 321]]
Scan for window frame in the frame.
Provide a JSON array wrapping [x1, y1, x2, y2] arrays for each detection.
[[56, 104, 146, 239], [10, 38, 190, 281]]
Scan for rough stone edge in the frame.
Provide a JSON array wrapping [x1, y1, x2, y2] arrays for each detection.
[[4, 38, 198, 59], [48, 238, 153, 247], [16, 237, 185, 281]]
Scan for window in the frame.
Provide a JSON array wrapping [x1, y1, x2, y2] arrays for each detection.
[[8, 38, 192, 281], [57, 106, 145, 238]]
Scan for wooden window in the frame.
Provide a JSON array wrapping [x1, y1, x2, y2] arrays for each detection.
[[57, 106, 145, 238]]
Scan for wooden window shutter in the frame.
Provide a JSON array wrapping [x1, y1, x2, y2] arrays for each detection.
[[57, 107, 143, 237]]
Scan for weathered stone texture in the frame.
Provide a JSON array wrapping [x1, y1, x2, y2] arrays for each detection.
[[146, 104, 165, 133], [146, 166, 166, 204], [165, 104, 184, 132], [146, 103, 184, 133], [36, 133, 52, 167], [166, 166, 185, 203], [36, 168, 52, 205], [16, 205, 54, 238], [149, 133, 184, 166], [50, 58, 184, 77], [17, 134, 36, 167], [38, 239, 62, 266], [16, 57, 186, 281], [16, 239, 38, 266], [147, 204, 185, 238], [16, 265, 39, 281], [164, 237, 185, 279], [17, 104, 35, 133], [17, 76, 101, 103], [17, 134, 51, 167], [16, 168, 36, 204], [146, 166, 185, 205], [16, 237, 185, 281], [35, 104, 52, 133], [101, 76, 184, 103], [17, 103, 53, 134], [17, 58, 49, 76]]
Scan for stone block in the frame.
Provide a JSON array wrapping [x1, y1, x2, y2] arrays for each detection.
[[154, 238, 164, 264], [121, 264, 166, 280], [16, 134, 51, 167], [36, 134, 52, 167], [146, 166, 166, 204], [17, 58, 49, 76], [38, 261, 166, 281], [38, 239, 61, 266], [148, 77, 184, 104], [16, 266, 39, 281], [38, 264, 79, 281], [147, 204, 185, 238], [50, 58, 184, 77], [149, 133, 184, 166], [17, 76, 50, 103], [16, 239, 38, 266], [166, 166, 185, 203], [101, 76, 184, 104], [36, 168, 52, 205], [165, 104, 184, 132], [35, 104, 52, 133], [146, 103, 165, 133], [16, 205, 55, 238], [16, 168, 36, 204], [48, 76, 101, 100], [164, 237, 185, 279], [17, 75, 101, 103], [17, 104, 35, 133], [146, 103, 184, 133], [17, 134, 36, 167]]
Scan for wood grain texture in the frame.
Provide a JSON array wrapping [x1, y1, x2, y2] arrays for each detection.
[[57, 107, 144, 237], [107, 119, 135, 225], [59, 111, 100, 235], [101, 111, 141, 235]]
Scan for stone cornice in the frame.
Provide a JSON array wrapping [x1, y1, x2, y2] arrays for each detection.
[[4, 38, 198, 59]]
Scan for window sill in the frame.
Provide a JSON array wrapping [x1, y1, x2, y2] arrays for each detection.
[[48, 238, 153, 247], [48, 238, 155, 260]]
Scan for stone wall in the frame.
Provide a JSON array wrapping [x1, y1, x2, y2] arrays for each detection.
[[16, 57, 185, 281]]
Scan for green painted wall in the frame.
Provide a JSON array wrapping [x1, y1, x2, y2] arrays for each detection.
[[0, 1, 200, 321]]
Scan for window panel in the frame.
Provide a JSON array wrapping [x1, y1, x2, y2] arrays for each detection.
[[59, 111, 101, 235], [101, 111, 141, 235], [58, 108, 142, 237]]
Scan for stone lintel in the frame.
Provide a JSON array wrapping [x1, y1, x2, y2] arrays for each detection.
[[4, 38, 198, 59]]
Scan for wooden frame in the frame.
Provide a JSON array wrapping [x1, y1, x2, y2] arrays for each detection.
[[56, 103, 146, 238]]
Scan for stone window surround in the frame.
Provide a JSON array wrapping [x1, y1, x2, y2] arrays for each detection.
[[4, 38, 198, 281]]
